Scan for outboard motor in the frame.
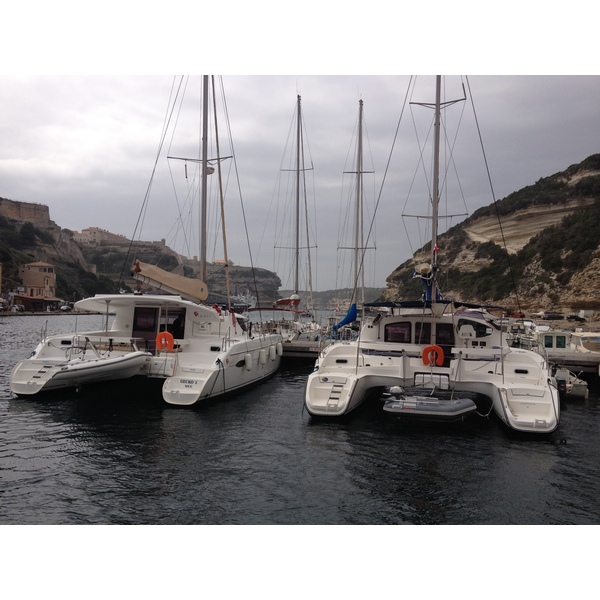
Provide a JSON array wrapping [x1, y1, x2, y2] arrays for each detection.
[[555, 376, 567, 400]]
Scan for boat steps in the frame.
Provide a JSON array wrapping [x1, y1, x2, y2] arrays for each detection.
[[326, 382, 346, 407]]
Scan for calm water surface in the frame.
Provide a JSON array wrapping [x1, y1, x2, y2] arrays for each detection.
[[1, 313, 600, 525]]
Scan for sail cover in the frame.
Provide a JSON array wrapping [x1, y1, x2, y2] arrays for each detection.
[[132, 261, 208, 302], [333, 303, 358, 330]]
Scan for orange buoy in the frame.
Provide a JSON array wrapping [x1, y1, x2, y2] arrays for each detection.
[[422, 344, 444, 366], [156, 331, 175, 351]]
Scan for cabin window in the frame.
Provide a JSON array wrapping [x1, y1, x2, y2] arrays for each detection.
[[384, 322, 411, 343], [436, 323, 455, 347], [415, 322, 431, 345], [555, 335, 566, 349], [544, 335, 554, 349], [457, 319, 492, 338], [133, 307, 159, 350], [160, 308, 186, 339]]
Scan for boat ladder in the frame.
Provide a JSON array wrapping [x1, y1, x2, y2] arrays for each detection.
[[326, 382, 345, 408], [27, 364, 58, 387]]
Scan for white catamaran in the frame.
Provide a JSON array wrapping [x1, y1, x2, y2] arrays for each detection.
[[10, 76, 283, 404], [304, 76, 560, 433]]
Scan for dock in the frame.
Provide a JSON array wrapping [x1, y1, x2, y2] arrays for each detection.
[[545, 350, 600, 375], [281, 339, 320, 361]]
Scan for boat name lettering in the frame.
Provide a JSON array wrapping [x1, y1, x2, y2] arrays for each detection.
[[180, 379, 196, 385]]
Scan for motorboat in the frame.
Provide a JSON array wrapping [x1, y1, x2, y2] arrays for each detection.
[[570, 330, 600, 354], [304, 76, 560, 434], [553, 367, 589, 399]]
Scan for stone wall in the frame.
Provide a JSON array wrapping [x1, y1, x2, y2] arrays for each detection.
[[0, 198, 51, 225]]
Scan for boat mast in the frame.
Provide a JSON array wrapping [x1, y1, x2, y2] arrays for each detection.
[[354, 99, 365, 305], [200, 75, 209, 284], [431, 75, 441, 307], [294, 95, 301, 296]]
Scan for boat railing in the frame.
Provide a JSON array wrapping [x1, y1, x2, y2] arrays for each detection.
[[62, 335, 147, 359], [40, 319, 48, 343]]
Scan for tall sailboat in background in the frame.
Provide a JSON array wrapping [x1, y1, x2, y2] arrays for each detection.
[[11, 76, 283, 403], [330, 98, 373, 337], [305, 76, 560, 433], [272, 95, 315, 312], [255, 95, 321, 353]]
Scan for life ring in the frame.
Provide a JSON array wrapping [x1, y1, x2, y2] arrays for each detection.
[[156, 331, 175, 351], [422, 344, 444, 366]]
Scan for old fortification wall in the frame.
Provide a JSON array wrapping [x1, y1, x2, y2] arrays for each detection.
[[0, 198, 52, 225]]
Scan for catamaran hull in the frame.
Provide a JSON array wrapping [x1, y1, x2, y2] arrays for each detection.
[[454, 380, 560, 434], [10, 352, 152, 396], [162, 341, 282, 406], [304, 372, 403, 417]]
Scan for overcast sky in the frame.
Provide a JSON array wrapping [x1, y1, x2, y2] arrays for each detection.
[[2, 6, 599, 293]]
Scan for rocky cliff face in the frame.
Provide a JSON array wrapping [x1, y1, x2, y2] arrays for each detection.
[[381, 156, 600, 313], [0, 197, 90, 269]]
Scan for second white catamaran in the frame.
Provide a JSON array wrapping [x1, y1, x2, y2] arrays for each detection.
[[304, 76, 560, 434]]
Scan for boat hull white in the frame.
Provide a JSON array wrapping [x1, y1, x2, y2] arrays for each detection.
[[161, 339, 282, 406], [9, 294, 283, 405], [305, 335, 560, 433], [10, 351, 152, 396]]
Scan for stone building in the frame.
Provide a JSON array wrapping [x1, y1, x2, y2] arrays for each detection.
[[12, 261, 62, 311]]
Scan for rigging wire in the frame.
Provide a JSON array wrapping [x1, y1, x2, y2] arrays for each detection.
[[465, 76, 523, 312], [218, 76, 269, 311], [119, 76, 185, 287], [355, 77, 414, 300]]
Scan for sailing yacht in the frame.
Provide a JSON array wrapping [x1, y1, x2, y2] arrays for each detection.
[[304, 76, 560, 433], [328, 98, 376, 341], [10, 76, 283, 404], [254, 95, 321, 349]]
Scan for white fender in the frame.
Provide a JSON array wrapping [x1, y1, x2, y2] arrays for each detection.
[[244, 353, 252, 371], [259, 349, 267, 365], [269, 345, 276, 361], [276, 342, 283, 357]]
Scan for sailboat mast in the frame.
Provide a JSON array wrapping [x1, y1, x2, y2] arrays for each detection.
[[430, 75, 441, 305], [200, 75, 209, 283], [294, 95, 301, 295], [354, 99, 364, 304]]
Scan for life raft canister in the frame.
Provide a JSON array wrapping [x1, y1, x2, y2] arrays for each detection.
[[156, 331, 175, 351], [422, 344, 444, 366]]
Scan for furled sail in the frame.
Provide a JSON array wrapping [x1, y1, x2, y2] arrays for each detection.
[[131, 260, 208, 302], [333, 303, 357, 330]]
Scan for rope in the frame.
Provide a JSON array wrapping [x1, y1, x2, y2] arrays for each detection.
[[119, 76, 186, 288], [465, 76, 523, 313]]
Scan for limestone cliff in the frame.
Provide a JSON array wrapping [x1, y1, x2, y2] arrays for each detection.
[[381, 154, 600, 313]]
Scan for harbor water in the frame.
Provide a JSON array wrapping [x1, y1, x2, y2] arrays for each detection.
[[1, 314, 597, 594]]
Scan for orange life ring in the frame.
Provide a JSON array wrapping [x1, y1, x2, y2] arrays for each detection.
[[156, 331, 175, 351], [422, 344, 444, 366]]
